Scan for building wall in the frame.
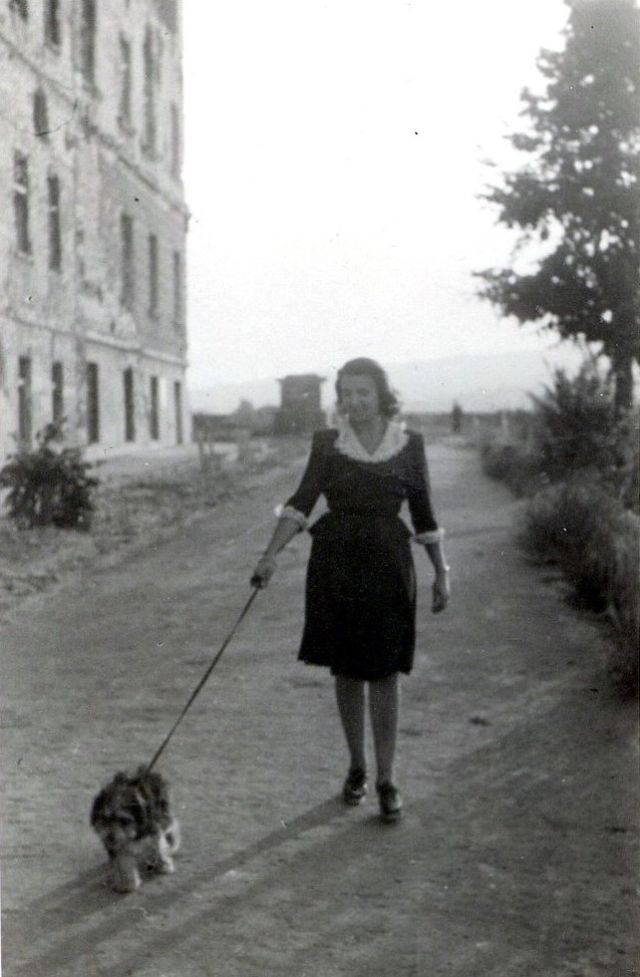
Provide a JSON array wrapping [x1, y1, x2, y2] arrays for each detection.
[[0, 0, 188, 461]]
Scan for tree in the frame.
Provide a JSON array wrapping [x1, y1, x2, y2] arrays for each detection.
[[477, 0, 640, 414]]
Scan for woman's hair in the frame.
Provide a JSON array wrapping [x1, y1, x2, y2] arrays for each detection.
[[335, 358, 400, 418]]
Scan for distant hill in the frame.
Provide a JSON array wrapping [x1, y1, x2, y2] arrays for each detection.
[[385, 348, 585, 413], [188, 346, 586, 415]]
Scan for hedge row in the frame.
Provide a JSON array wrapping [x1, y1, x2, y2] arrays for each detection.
[[479, 366, 639, 696], [522, 477, 639, 694]]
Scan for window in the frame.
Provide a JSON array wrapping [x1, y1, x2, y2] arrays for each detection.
[[86, 362, 99, 443], [33, 89, 49, 138], [118, 35, 132, 126], [174, 380, 183, 444], [45, 0, 61, 46], [170, 103, 180, 178], [48, 175, 62, 271], [10, 0, 28, 20], [149, 376, 159, 440], [172, 250, 182, 325], [148, 233, 158, 316], [120, 213, 134, 309], [18, 356, 32, 446], [13, 152, 31, 255], [123, 367, 135, 442], [142, 26, 157, 154], [80, 0, 96, 85], [52, 361, 63, 424]]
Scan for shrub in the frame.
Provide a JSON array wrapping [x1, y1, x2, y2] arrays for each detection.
[[522, 476, 639, 694], [480, 440, 546, 498], [522, 476, 615, 608], [481, 363, 639, 510], [608, 410, 640, 513], [529, 365, 621, 483], [606, 511, 640, 694], [480, 361, 638, 696], [0, 422, 98, 529]]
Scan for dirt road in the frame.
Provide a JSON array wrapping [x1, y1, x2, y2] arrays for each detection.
[[1, 442, 637, 977]]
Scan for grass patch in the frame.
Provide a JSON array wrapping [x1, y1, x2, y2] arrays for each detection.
[[0, 437, 307, 614]]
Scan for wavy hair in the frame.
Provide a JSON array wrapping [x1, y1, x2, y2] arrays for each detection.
[[335, 358, 400, 418]]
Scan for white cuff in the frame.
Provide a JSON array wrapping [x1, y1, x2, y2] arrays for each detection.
[[413, 528, 445, 545], [276, 505, 308, 531]]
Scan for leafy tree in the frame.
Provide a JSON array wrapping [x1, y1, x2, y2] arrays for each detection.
[[477, 0, 640, 413]]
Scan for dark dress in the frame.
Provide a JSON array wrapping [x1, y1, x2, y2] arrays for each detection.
[[284, 426, 439, 680]]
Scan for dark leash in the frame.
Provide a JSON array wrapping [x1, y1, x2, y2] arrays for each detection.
[[144, 586, 260, 775]]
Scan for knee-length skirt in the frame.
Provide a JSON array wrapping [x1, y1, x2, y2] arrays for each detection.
[[297, 511, 417, 680]]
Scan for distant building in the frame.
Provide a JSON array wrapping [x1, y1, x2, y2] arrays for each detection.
[[0, 0, 189, 461], [275, 374, 326, 434]]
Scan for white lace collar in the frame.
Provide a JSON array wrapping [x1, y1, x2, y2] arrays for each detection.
[[334, 418, 409, 463]]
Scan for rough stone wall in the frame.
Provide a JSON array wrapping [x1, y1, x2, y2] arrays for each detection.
[[0, 0, 188, 460]]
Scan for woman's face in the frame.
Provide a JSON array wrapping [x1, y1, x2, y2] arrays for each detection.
[[339, 374, 381, 424]]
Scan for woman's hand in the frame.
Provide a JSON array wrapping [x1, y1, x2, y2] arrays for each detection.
[[250, 555, 278, 589], [431, 569, 450, 613]]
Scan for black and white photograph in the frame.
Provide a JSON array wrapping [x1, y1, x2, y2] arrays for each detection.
[[0, 1, 638, 974]]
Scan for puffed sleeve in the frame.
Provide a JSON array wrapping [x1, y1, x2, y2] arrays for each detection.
[[406, 433, 441, 541], [279, 431, 329, 530]]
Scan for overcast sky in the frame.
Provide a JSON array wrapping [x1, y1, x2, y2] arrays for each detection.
[[183, 0, 571, 392]]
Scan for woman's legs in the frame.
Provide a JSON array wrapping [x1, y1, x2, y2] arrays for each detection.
[[335, 671, 403, 819], [368, 673, 400, 786], [335, 672, 401, 780], [334, 675, 366, 772]]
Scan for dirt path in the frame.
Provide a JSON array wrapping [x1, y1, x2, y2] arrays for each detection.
[[1, 443, 637, 977]]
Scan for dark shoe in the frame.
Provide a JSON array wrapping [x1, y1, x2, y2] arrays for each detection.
[[376, 783, 403, 823], [343, 768, 367, 806]]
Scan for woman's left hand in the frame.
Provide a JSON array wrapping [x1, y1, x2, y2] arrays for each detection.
[[431, 570, 450, 613]]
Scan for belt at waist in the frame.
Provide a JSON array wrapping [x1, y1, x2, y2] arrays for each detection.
[[327, 508, 401, 519]]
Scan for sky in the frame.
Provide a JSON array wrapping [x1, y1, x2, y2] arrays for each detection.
[[182, 0, 572, 397]]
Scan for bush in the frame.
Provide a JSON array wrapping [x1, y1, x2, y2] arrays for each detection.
[[480, 440, 546, 497], [522, 476, 615, 608], [607, 511, 640, 694], [608, 410, 640, 513], [0, 422, 98, 529], [480, 361, 638, 696], [530, 365, 621, 483], [481, 363, 639, 504], [522, 476, 639, 695]]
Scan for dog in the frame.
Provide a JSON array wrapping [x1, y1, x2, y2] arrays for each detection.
[[90, 766, 180, 893]]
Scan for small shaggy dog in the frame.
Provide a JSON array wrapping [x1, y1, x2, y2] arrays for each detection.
[[90, 766, 180, 893]]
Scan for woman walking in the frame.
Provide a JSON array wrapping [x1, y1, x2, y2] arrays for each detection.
[[251, 358, 449, 822]]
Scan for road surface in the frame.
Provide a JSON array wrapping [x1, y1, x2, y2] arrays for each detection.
[[1, 441, 637, 976]]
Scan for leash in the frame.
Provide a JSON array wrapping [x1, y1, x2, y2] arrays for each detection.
[[144, 586, 260, 775]]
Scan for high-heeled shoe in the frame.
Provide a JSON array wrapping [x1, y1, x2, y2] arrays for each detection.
[[376, 782, 402, 822], [342, 768, 367, 806]]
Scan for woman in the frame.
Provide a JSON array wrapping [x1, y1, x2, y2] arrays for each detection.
[[251, 358, 449, 822]]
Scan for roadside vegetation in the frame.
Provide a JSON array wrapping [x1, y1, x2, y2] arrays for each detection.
[[0, 434, 306, 617], [481, 365, 639, 696], [476, 0, 639, 697]]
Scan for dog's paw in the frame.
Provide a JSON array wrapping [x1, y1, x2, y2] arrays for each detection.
[[164, 818, 181, 854], [157, 854, 175, 875], [111, 854, 141, 893]]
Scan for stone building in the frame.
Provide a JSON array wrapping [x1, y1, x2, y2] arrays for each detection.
[[0, 0, 188, 461], [275, 374, 326, 434]]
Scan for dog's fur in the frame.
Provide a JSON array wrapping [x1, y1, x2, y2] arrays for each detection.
[[90, 766, 180, 893]]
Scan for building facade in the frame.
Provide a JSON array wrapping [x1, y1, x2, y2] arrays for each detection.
[[0, 0, 188, 461]]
